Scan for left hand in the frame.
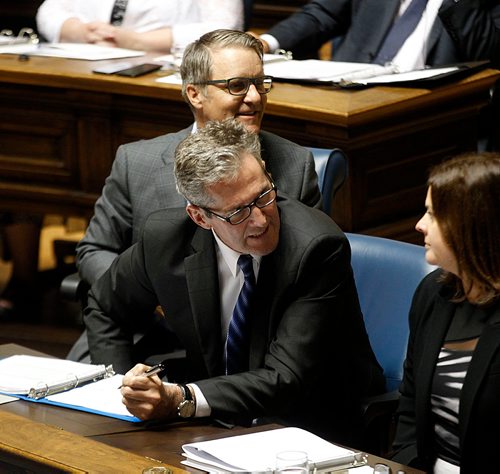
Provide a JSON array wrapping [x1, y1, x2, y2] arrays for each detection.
[[120, 363, 182, 421]]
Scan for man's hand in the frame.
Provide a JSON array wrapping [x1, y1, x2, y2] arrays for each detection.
[[119, 363, 183, 421]]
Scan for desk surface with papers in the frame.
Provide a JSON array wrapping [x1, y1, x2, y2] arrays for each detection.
[[0, 344, 425, 473], [0, 53, 498, 243]]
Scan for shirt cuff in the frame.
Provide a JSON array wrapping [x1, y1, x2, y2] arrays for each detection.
[[189, 383, 211, 418], [260, 34, 280, 53]]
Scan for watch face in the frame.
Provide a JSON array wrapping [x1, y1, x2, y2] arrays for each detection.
[[178, 399, 195, 418]]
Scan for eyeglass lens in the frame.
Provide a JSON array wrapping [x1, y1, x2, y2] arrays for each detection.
[[228, 77, 272, 95], [228, 187, 276, 224]]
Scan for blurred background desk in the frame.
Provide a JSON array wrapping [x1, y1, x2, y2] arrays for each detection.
[[0, 54, 498, 243]]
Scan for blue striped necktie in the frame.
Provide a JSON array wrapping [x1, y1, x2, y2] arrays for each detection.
[[373, 0, 428, 65], [225, 254, 256, 375]]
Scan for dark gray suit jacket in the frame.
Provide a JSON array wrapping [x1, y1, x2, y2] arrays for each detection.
[[76, 127, 321, 286], [85, 197, 384, 444], [267, 0, 500, 64]]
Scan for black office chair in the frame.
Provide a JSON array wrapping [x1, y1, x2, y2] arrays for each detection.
[[346, 233, 436, 456], [307, 147, 348, 215]]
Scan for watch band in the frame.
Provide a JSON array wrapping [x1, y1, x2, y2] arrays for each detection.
[[177, 383, 195, 418]]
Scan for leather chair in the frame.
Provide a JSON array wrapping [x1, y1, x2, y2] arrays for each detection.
[[345, 232, 436, 456], [307, 147, 348, 215]]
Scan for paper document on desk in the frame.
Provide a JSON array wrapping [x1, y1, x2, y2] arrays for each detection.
[[181, 426, 367, 473], [0, 42, 145, 60], [0, 354, 113, 397], [0, 355, 140, 422], [263, 58, 486, 87], [43, 374, 140, 422]]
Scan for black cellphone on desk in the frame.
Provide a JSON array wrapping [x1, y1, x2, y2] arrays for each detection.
[[115, 63, 162, 77]]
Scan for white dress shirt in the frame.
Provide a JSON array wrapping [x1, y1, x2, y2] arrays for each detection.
[[36, 0, 243, 48]]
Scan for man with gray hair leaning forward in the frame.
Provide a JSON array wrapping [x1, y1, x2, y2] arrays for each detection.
[[85, 119, 383, 445]]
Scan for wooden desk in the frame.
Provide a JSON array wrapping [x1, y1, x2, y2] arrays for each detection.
[[0, 54, 498, 242], [0, 412, 425, 474], [0, 344, 423, 473]]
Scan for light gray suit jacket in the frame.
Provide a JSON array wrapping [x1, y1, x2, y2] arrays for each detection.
[[76, 127, 321, 286]]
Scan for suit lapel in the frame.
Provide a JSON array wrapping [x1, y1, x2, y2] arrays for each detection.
[[361, 0, 401, 55], [425, 14, 443, 58], [184, 227, 224, 376], [248, 249, 289, 369]]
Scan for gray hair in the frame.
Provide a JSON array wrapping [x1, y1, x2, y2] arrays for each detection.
[[180, 29, 264, 102], [174, 119, 263, 207]]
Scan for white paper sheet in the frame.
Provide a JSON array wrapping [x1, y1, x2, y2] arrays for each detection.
[[46, 374, 133, 418], [0, 355, 110, 395], [182, 427, 366, 473]]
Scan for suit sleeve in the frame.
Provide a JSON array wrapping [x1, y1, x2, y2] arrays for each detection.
[[439, 0, 500, 66], [266, 0, 351, 58], [76, 145, 134, 287], [84, 237, 159, 374]]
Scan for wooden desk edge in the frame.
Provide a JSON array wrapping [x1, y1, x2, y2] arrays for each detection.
[[0, 411, 186, 473]]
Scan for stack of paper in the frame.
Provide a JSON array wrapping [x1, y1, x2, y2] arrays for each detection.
[[181, 426, 367, 473]]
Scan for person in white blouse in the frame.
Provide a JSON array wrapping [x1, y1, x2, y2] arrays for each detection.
[[36, 0, 244, 52]]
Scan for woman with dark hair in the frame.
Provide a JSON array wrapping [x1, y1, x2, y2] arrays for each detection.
[[392, 152, 500, 473]]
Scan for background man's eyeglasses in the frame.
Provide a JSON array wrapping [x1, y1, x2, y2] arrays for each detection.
[[194, 76, 273, 96], [203, 182, 277, 225]]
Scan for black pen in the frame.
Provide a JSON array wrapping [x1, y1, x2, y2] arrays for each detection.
[[143, 361, 168, 379], [118, 360, 168, 389]]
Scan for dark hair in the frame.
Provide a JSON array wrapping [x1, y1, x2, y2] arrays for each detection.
[[429, 152, 500, 304]]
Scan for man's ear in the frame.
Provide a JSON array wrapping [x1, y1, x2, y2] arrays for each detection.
[[185, 84, 204, 111], [186, 204, 211, 230]]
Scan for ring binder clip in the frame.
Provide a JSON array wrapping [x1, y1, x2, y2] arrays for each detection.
[[276, 49, 293, 60], [18, 28, 40, 45], [28, 383, 49, 400], [0, 28, 39, 46]]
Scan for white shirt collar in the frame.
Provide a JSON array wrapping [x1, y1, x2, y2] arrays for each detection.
[[211, 229, 261, 277]]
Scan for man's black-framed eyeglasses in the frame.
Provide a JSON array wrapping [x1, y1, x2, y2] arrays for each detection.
[[203, 181, 277, 225], [194, 76, 273, 96]]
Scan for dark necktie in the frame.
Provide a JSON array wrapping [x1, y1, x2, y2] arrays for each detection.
[[373, 0, 429, 65], [225, 254, 256, 375], [110, 0, 129, 26]]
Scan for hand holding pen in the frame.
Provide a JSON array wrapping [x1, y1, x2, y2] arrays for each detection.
[[118, 360, 168, 389]]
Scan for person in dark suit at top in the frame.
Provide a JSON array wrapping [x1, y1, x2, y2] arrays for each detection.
[[391, 152, 500, 473], [69, 29, 321, 362], [250, 0, 500, 70], [84, 118, 384, 444]]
